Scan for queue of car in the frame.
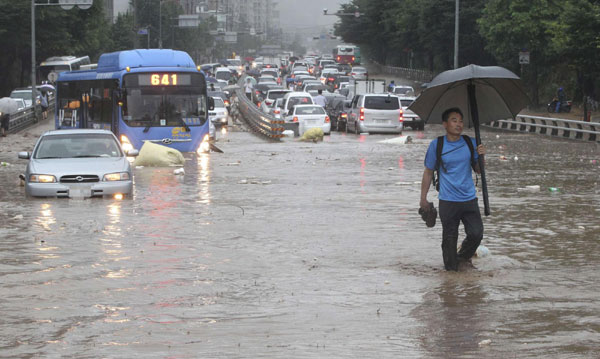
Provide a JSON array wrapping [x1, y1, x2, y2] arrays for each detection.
[[244, 51, 425, 136]]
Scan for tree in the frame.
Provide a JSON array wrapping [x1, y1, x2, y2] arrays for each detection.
[[549, 0, 600, 105], [478, 0, 562, 106]]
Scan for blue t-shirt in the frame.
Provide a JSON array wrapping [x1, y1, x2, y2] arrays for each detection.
[[424, 135, 479, 202]]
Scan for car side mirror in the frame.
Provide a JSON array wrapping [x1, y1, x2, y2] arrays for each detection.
[[18, 151, 30, 159], [208, 97, 215, 111], [126, 149, 139, 157]]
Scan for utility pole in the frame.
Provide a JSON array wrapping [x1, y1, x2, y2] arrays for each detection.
[[159, 0, 163, 49], [454, 0, 459, 69]]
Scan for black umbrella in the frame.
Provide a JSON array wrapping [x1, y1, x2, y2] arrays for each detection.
[[408, 64, 529, 216]]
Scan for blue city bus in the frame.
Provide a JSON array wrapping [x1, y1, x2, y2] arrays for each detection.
[[55, 49, 213, 154]]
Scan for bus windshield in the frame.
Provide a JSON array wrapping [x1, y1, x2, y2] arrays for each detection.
[[123, 86, 207, 127]]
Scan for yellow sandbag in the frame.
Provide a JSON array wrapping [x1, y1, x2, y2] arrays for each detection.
[[299, 127, 324, 142], [133, 141, 185, 167]]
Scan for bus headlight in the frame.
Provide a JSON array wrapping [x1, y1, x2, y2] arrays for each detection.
[[120, 135, 134, 154], [197, 134, 210, 154]]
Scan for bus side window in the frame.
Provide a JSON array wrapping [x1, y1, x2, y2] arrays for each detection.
[[198, 96, 207, 116]]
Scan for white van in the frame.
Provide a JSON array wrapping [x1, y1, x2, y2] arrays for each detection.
[[346, 94, 403, 134]]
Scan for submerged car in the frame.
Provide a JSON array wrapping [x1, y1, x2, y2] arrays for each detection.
[[288, 104, 331, 136], [18, 129, 138, 198]]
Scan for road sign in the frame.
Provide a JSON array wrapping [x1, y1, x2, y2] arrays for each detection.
[[354, 11, 360, 18], [47, 71, 58, 83], [58, 0, 93, 10], [519, 51, 530, 64], [137, 29, 148, 35]]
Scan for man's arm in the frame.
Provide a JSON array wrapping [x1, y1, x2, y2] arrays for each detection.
[[420, 168, 434, 210]]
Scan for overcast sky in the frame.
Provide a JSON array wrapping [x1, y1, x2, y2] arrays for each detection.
[[276, 0, 348, 32]]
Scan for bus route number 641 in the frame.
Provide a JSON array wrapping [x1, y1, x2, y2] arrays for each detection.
[[151, 74, 178, 86]]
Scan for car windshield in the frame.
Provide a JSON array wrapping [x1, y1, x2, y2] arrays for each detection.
[[268, 91, 289, 100], [400, 99, 414, 107], [364, 96, 400, 110], [34, 133, 123, 159], [11, 92, 32, 100], [296, 106, 325, 115], [213, 97, 225, 108], [394, 87, 414, 95], [215, 71, 231, 80], [262, 71, 278, 77], [287, 96, 312, 109]]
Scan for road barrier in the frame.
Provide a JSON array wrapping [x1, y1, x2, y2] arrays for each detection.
[[234, 77, 297, 140], [8, 99, 55, 134], [489, 114, 600, 142], [369, 61, 434, 83]]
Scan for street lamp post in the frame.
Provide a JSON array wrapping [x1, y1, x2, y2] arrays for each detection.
[[31, 0, 36, 115], [159, 0, 162, 49], [454, 0, 459, 69]]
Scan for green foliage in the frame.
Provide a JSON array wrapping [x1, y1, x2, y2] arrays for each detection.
[[0, 0, 214, 97], [334, 0, 600, 107]]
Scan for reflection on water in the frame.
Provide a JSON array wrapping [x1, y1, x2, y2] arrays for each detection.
[[197, 153, 211, 204], [414, 279, 490, 358], [36, 203, 55, 232]]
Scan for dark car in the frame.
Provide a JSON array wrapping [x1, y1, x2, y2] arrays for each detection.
[[253, 83, 283, 105], [337, 64, 352, 75], [324, 94, 348, 131], [332, 75, 350, 91]]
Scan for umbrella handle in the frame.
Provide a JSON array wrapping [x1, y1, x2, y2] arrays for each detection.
[[478, 155, 491, 216]]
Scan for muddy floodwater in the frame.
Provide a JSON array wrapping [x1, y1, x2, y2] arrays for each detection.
[[1, 121, 599, 358]]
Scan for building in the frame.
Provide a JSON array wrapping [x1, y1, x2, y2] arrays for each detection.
[[103, 0, 131, 23]]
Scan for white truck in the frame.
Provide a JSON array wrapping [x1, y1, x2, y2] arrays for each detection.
[[342, 79, 386, 100]]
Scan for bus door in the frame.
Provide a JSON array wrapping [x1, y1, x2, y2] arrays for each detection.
[[86, 80, 118, 131], [56, 79, 117, 131]]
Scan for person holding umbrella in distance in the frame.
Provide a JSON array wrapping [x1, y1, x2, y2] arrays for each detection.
[[420, 107, 486, 271]]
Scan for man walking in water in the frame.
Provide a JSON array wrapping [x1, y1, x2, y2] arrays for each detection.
[[419, 107, 486, 271]]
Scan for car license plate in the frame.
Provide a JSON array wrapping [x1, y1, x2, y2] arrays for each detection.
[[69, 186, 92, 198], [375, 119, 389, 124]]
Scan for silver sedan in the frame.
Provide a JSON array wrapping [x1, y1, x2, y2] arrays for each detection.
[[18, 129, 138, 199]]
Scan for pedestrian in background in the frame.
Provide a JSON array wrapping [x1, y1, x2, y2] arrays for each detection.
[[388, 80, 395, 92], [313, 89, 327, 107], [419, 107, 486, 271], [0, 113, 9, 137], [244, 78, 253, 101], [556, 87, 566, 113], [40, 91, 49, 120]]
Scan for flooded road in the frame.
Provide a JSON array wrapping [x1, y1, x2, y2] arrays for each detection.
[[1, 121, 599, 358]]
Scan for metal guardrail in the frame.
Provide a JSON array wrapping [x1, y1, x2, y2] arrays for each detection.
[[233, 76, 297, 140], [488, 114, 600, 142], [8, 98, 55, 134], [369, 61, 434, 83]]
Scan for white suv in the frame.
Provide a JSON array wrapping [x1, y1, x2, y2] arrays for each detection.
[[346, 94, 403, 134]]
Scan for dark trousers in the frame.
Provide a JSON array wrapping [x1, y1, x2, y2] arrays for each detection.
[[439, 199, 484, 271]]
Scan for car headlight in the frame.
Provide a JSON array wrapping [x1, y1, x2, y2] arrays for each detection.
[[103, 172, 130, 181], [29, 174, 56, 183]]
